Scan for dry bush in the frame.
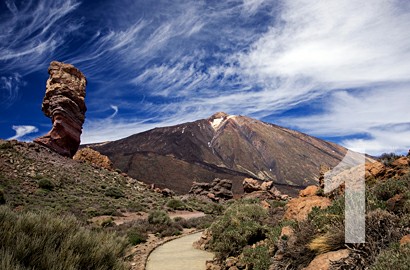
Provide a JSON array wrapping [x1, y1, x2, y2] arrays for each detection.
[[0, 206, 128, 270]]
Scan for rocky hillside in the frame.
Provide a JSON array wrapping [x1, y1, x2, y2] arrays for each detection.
[[90, 112, 347, 195], [0, 139, 163, 220]]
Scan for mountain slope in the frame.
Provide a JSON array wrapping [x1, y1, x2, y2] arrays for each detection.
[[91, 112, 347, 195]]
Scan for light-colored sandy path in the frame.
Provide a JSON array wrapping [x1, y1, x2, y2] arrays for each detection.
[[146, 232, 214, 270]]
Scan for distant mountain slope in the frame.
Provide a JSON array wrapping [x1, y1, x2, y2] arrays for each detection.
[[91, 112, 347, 195]]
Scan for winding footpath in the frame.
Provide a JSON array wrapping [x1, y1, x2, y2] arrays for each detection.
[[146, 232, 214, 270]]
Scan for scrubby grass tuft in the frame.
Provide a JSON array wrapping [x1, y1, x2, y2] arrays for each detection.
[[241, 245, 271, 270], [37, 178, 55, 190], [0, 206, 128, 270], [208, 202, 268, 257], [370, 243, 410, 270], [148, 210, 171, 225], [166, 198, 186, 210]]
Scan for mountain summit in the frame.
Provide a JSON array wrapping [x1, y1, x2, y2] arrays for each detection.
[[90, 113, 347, 195]]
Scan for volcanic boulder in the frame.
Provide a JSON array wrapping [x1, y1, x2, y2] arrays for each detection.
[[189, 178, 233, 201], [34, 61, 87, 157]]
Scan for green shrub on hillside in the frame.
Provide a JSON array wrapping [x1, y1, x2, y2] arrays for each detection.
[[104, 187, 125, 199], [370, 243, 410, 270], [0, 206, 128, 270], [127, 229, 148, 245], [148, 210, 171, 225], [38, 178, 54, 190], [208, 203, 268, 257], [241, 245, 271, 270], [166, 198, 186, 210]]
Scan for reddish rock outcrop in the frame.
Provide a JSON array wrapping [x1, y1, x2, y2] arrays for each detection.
[[284, 195, 331, 221], [34, 61, 87, 157], [303, 249, 350, 270], [73, 147, 113, 170]]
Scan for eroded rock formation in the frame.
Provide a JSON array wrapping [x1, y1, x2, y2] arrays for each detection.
[[34, 61, 87, 157], [73, 147, 113, 170], [189, 178, 233, 201]]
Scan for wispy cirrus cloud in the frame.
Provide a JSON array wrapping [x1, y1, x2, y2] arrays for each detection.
[[7, 125, 39, 141], [0, 73, 23, 109], [1, 0, 408, 155], [0, 0, 81, 74]]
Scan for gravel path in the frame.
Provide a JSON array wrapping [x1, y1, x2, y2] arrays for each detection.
[[146, 232, 214, 270]]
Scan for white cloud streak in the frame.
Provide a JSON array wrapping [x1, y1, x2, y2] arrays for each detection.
[[0, 0, 81, 74], [0, 73, 23, 108], [2, 0, 407, 155], [8, 125, 39, 140]]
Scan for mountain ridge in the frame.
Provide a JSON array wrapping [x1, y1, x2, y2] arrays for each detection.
[[90, 112, 348, 195]]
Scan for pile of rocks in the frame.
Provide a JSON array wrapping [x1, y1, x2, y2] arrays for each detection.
[[242, 178, 289, 201], [189, 178, 233, 202]]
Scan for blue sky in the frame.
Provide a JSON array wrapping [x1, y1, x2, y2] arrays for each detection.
[[1, 0, 409, 155]]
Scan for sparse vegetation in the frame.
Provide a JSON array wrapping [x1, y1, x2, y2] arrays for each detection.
[[378, 152, 402, 166], [166, 198, 186, 210], [104, 187, 125, 199], [38, 178, 55, 190], [148, 210, 171, 225], [0, 206, 128, 270], [370, 243, 410, 270], [208, 202, 268, 257], [241, 245, 271, 270], [127, 229, 148, 245]]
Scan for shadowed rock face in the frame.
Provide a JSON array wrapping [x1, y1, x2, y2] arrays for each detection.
[[34, 61, 87, 157]]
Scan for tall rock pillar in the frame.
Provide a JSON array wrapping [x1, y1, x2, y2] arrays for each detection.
[[34, 61, 87, 157]]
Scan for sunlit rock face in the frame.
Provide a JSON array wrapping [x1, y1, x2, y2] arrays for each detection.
[[34, 61, 87, 158]]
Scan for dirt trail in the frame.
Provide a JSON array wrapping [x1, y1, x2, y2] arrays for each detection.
[[145, 232, 214, 270]]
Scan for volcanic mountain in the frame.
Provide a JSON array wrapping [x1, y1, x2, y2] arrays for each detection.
[[90, 112, 347, 195]]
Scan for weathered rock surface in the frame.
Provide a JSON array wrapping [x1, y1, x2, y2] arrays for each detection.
[[400, 234, 410, 247], [284, 195, 331, 221], [365, 161, 386, 178], [303, 249, 350, 270], [73, 147, 113, 170], [242, 178, 289, 200], [299, 185, 319, 197], [189, 178, 233, 201], [34, 61, 87, 157]]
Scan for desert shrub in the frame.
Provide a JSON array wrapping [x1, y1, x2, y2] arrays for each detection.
[[274, 220, 317, 269], [100, 217, 115, 228], [173, 215, 214, 229], [372, 177, 408, 201], [309, 195, 344, 232], [127, 229, 147, 245], [0, 206, 128, 270], [334, 209, 402, 269], [0, 189, 5, 204], [378, 152, 402, 166], [148, 210, 171, 225], [104, 187, 125, 199], [166, 198, 186, 210], [307, 226, 345, 254], [370, 243, 410, 270], [38, 178, 54, 190], [208, 203, 268, 257], [241, 245, 271, 270]]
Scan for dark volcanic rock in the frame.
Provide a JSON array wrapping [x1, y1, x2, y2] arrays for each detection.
[[91, 112, 347, 195], [34, 61, 87, 157], [189, 178, 233, 201]]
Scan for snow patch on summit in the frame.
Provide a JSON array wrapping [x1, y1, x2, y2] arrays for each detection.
[[210, 115, 236, 131]]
